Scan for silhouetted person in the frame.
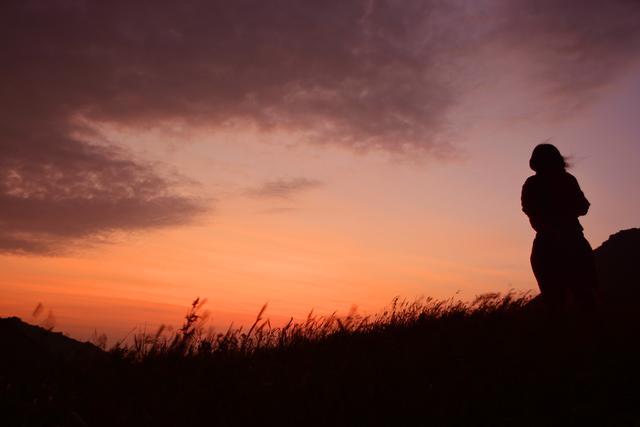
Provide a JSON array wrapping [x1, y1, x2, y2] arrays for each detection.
[[521, 144, 598, 315]]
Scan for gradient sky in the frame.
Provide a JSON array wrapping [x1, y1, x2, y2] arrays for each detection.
[[1, 0, 639, 342]]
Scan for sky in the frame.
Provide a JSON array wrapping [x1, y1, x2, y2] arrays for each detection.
[[1, 0, 639, 342]]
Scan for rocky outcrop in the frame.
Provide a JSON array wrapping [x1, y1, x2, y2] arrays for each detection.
[[595, 228, 640, 304]]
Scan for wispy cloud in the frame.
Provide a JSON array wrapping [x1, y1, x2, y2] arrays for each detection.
[[0, 140, 207, 255], [494, 0, 640, 109], [245, 178, 323, 200]]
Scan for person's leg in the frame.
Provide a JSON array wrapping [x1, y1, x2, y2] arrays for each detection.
[[572, 235, 599, 316], [531, 234, 565, 316]]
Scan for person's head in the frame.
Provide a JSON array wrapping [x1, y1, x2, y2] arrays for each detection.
[[529, 143, 568, 174]]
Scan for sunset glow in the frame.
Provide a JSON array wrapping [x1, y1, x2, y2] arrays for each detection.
[[1, 0, 639, 343]]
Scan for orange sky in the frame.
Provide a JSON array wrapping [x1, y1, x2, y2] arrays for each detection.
[[3, 67, 640, 342], [2, 1, 640, 343]]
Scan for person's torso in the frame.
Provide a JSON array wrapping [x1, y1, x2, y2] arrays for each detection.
[[525, 173, 583, 234]]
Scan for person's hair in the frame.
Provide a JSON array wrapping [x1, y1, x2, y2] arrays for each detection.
[[529, 143, 568, 173]]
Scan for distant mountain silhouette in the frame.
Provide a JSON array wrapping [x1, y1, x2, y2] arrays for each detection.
[[0, 316, 104, 367], [595, 228, 640, 304]]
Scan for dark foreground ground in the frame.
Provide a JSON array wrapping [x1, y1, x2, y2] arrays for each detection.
[[2, 228, 640, 426], [1, 292, 640, 427]]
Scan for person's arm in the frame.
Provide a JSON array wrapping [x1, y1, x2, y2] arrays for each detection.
[[521, 177, 536, 217], [521, 177, 542, 231], [570, 175, 590, 216]]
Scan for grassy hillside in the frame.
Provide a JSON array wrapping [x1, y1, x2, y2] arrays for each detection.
[[2, 229, 639, 426], [2, 292, 639, 426]]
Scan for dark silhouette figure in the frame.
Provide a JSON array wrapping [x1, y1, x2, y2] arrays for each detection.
[[521, 144, 598, 314]]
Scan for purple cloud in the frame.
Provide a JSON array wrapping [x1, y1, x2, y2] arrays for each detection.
[[1, 0, 639, 253]]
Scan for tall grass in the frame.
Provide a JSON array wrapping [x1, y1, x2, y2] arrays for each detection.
[[4, 290, 640, 426], [115, 291, 534, 360]]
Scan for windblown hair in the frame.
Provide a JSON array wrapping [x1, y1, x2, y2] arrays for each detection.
[[529, 143, 568, 173]]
